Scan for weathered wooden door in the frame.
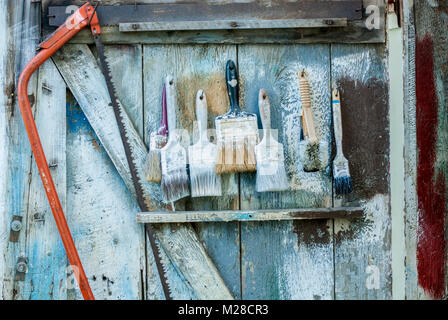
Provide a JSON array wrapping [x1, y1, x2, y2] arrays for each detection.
[[1, 0, 393, 300]]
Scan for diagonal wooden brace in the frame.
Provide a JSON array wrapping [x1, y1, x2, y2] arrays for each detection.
[[52, 44, 233, 300]]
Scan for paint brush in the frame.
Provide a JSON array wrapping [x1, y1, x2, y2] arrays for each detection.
[[143, 84, 168, 183], [189, 90, 222, 197], [160, 76, 190, 204], [332, 88, 353, 195], [215, 60, 258, 174], [255, 89, 289, 192], [298, 70, 328, 172]]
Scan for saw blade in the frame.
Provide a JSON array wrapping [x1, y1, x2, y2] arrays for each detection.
[[93, 34, 172, 300]]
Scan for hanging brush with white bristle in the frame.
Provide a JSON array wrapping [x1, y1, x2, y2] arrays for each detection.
[[255, 89, 289, 192], [188, 90, 222, 197], [160, 76, 190, 204]]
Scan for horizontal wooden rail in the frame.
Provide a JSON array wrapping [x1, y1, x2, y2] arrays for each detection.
[[119, 18, 348, 32], [136, 207, 363, 224]]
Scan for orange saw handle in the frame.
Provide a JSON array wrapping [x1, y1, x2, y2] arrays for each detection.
[[17, 2, 101, 300]]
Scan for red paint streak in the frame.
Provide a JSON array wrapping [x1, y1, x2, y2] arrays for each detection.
[[416, 35, 447, 299]]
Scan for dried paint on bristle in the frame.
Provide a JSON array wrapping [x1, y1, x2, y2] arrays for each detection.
[[215, 137, 257, 174], [161, 169, 190, 203], [144, 150, 162, 182], [300, 141, 329, 172], [144, 133, 168, 183], [190, 165, 222, 197], [334, 176, 353, 195], [256, 163, 289, 193]]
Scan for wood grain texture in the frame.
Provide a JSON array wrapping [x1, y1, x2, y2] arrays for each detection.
[[0, 0, 9, 299], [143, 44, 240, 299], [238, 44, 334, 299], [401, 0, 420, 300], [53, 44, 233, 300], [137, 208, 364, 223], [331, 44, 391, 299], [22, 60, 67, 300], [64, 44, 145, 300], [1, 0, 41, 300], [46, 0, 362, 27], [414, 0, 448, 300]]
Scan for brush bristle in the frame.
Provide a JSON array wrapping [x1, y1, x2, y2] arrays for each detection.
[[143, 150, 162, 183], [333, 157, 353, 195], [215, 137, 257, 174], [256, 162, 289, 192], [299, 140, 329, 172], [161, 169, 190, 203], [190, 164, 222, 197], [334, 176, 353, 195]]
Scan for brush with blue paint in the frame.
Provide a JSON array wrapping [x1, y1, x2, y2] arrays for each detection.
[[332, 88, 353, 195]]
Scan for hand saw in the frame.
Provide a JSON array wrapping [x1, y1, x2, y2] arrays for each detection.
[[17, 2, 172, 300]]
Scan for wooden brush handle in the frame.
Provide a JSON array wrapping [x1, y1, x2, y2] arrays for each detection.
[[258, 89, 271, 137], [332, 89, 344, 156], [165, 75, 177, 139], [196, 90, 208, 142], [157, 83, 168, 136], [226, 60, 241, 113], [298, 70, 318, 143]]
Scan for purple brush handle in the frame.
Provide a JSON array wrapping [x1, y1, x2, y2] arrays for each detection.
[[157, 83, 168, 136]]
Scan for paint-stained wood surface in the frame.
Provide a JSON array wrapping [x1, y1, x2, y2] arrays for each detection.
[[137, 208, 364, 223], [413, 0, 448, 300], [238, 44, 334, 300], [0, 0, 410, 301], [331, 44, 391, 299]]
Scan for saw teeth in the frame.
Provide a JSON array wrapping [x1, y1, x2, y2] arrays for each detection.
[[95, 36, 172, 299]]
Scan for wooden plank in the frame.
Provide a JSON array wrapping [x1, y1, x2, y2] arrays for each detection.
[[413, 0, 448, 300], [119, 18, 348, 32], [22, 60, 67, 300], [401, 0, 420, 300], [331, 44, 391, 299], [66, 96, 145, 299], [0, 0, 9, 299], [142, 44, 240, 299], [52, 44, 233, 300], [137, 208, 364, 223], [1, 0, 41, 300], [46, 24, 385, 45], [238, 44, 334, 299], [46, 1, 362, 27], [64, 45, 145, 300]]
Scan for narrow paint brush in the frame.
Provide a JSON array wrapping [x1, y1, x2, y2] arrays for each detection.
[[298, 70, 328, 172], [332, 88, 353, 195], [189, 90, 222, 197], [143, 84, 168, 183], [215, 60, 258, 174], [255, 89, 289, 192], [160, 76, 190, 204]]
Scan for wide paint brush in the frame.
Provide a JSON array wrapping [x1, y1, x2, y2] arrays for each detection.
[[160, 76, 190, 204], [215, 60, 258, 174], [255, 89, 289, 192], [189, 90, 222, 197], [143, 83, 168, 183]]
